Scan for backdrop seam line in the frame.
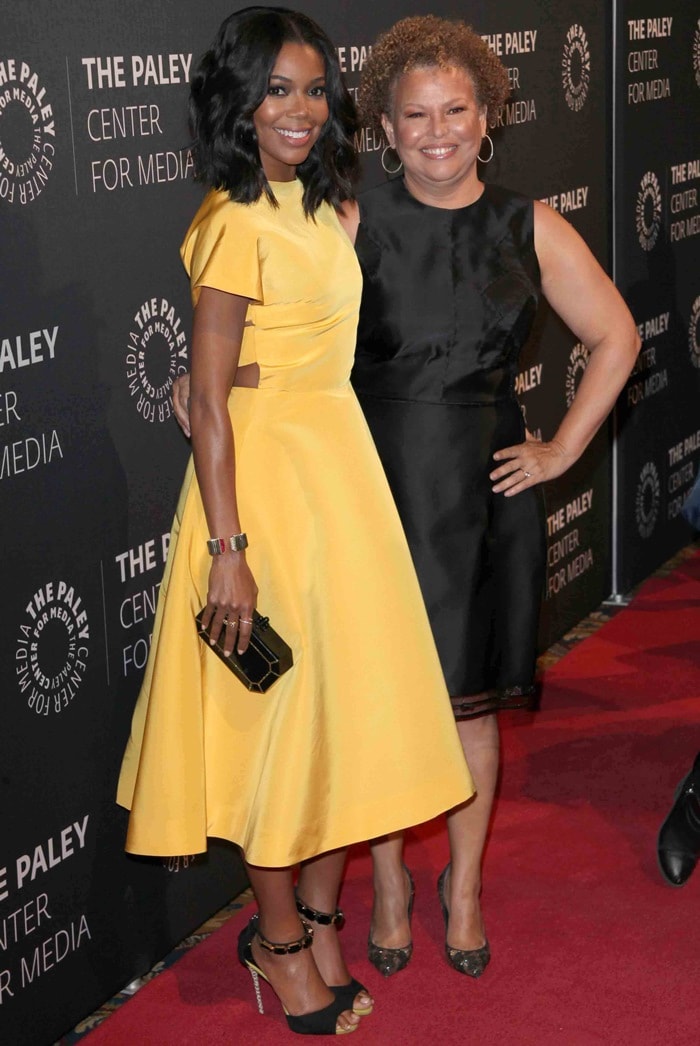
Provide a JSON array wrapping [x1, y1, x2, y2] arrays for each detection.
[[610, 1, 620, 596], [100, 560, 110, 685], [65, 56, 79, 195]]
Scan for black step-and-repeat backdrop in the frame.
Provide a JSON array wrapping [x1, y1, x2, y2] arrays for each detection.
[[612, 1, 700, 591], [1, 2, 695, 1042], [1, 5, 248, 1044]]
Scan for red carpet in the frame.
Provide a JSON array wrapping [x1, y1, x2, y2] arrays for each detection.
[[89, 553, 700, 1045]]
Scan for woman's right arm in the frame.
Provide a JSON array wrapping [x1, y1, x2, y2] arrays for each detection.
[[190, 286, 258, 656]]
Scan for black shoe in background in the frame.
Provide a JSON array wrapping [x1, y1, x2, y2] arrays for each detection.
[[657, 752, 700, 887]]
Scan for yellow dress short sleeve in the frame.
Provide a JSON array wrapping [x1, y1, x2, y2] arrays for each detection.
[[180, 189, 263, 306], [119, 180, 473, 865]]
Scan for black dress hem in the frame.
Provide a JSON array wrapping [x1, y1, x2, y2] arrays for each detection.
[[449, 685, 538, 721]]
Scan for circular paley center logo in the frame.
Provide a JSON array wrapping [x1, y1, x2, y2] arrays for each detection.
[[15, 581, 90, 716], [693, 20, 700, 88], [636, 171, 662, 252], [565, 342, 590, 407], [689, 295, 700, 369], [126, 297, 188, 424], [562, 24, 591, 111], [635, 462, 661, 539], [0, 59, 56, 205]]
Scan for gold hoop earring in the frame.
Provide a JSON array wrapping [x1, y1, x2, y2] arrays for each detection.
[[381, 145, 403, 175], [477, 134, 494, 164]]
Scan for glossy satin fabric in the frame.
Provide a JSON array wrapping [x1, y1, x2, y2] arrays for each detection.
[[352, 179, 546, 699], [117, 180, 473, 864]]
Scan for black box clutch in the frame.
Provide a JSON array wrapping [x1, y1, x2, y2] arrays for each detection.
[[195, 608, 293, 693]]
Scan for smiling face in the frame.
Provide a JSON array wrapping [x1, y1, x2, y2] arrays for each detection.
[[382, 64, 487, 207], [253, 41, 329, 183]]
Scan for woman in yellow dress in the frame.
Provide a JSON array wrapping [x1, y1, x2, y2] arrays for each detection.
[[117, 7, 472, 1036]]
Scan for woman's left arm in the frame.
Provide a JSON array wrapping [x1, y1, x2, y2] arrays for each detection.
[[491, 201, 641, 495]]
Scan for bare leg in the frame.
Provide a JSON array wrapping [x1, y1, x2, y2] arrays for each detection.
[[368, 831, 411, 948], [444, 710, 499, 949], [246, 860, 359, 1032], [367, 712, 498, 957], [297, 851, 373, 1011]]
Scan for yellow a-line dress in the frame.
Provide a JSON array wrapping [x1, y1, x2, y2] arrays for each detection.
[[117, 179, 473, 866]]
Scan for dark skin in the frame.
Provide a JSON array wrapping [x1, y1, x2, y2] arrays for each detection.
[[191, 289, 258, 657], [187, 40, 366, 1029], [193, 35, 329, 659]]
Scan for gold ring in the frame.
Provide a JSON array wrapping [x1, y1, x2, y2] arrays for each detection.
[[225, 620, 238, 628], [522, 470, 532, 478], [239, 618, 254, 625]]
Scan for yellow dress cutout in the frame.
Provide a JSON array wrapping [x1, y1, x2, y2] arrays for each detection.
[[117, 180, 473, 866]]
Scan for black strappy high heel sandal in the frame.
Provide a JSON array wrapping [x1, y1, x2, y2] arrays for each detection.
[[237, 914, 358, 1035], [367, 865, 415, 977], [437, 864, 491, 978], [295, 896, 373, 1016]]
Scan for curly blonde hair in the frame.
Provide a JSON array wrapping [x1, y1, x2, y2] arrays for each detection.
[[358, 15, 510, 133]]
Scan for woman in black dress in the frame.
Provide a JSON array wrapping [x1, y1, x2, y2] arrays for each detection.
[[339, 16, 640, 978]]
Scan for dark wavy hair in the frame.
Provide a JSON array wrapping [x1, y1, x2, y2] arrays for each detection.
[[190, 6, 359, 215]]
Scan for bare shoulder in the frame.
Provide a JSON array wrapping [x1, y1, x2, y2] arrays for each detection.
[[531, 200, 637, 350], [533, 199, 584, 246], [533, 199, 598, 276], [337, 199, 360, 244]]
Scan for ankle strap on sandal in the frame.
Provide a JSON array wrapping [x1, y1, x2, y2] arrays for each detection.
[[253, 913, 315, 954], [295, 894, 345, 926]]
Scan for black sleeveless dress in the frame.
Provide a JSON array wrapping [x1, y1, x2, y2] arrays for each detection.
[[351, 178, 546, 718]]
